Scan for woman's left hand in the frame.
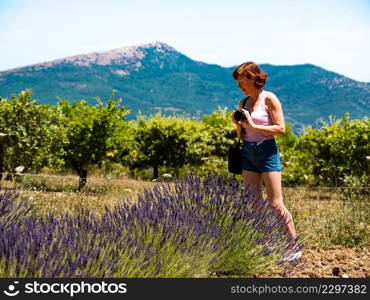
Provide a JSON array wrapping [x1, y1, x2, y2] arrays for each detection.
[[240, 108, 255, 129]]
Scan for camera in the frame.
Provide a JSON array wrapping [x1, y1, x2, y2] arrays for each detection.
[[233, 110, 246, 121]]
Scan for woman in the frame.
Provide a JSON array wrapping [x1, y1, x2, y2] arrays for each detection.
[[231, 61, 301, 261]]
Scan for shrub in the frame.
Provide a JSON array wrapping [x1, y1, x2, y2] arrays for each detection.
[[294, 114, 370, 186]]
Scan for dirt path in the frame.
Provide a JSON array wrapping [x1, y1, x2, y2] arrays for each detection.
[[259, 246, 370, 278]]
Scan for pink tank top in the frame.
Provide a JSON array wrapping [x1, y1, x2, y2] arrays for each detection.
[[242, 91, 274, 142]]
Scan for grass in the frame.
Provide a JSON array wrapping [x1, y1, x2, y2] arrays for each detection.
[[1, 174, 154, 216], [284, 188, 369, 248]]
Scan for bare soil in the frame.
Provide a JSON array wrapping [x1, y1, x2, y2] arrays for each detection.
[[258, 246, 370, 278]]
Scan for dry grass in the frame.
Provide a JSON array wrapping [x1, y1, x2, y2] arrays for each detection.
[[284, 188, 369, 247], [1, 174, 154, 216]]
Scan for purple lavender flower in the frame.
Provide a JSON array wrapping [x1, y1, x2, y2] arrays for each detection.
[[0, 174, 301, 277]]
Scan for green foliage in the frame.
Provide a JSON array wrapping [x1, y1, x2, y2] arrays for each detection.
[[0, 90, 60, 175], [280, 149, 315, 186], [201, 107, 237, 156], [342, 174, 369, 200], [292, 114, 370, 186], [124, 113, 203, 179], [276, 124, 296, 152], [1, 90, 368, 189], [56, 92, 128, 188], [119, 108, 239, 179]]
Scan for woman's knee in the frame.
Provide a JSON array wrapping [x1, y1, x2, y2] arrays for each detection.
[[268, 197, 284, 210]]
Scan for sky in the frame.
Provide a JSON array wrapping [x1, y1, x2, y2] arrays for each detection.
[[1, 0, 370, 82]]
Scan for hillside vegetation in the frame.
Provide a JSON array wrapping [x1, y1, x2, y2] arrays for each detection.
[[1, 42, 369, 134]]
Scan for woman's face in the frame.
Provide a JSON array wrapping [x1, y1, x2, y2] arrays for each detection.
[[237, 75, 254, 95]]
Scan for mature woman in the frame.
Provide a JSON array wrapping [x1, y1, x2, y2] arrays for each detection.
[[231, 61, 301, 261]]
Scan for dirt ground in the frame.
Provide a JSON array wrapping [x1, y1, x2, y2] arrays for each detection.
[[258, 246, 370, 278]]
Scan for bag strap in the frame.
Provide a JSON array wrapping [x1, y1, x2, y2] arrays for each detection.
[[241, 96, 249, 110], [238, 96, 249, 144]]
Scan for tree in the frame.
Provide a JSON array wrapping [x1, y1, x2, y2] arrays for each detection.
[[57, 93, 128, 189], [291, 114, 370, 186], [128, 113, 201, 179], [0, 90, 58, 179]]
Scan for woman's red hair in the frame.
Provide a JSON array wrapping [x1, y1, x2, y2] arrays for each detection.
[[232, 61, 268, 89]]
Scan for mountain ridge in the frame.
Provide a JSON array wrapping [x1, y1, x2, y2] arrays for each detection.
[[0, 41, 369, 134], [1, 42, 182, 76]]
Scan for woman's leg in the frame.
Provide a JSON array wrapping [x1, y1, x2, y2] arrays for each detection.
[[262, 171, 297, 239], [242, 170, 263, 198]]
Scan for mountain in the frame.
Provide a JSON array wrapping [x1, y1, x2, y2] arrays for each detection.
[[1, 41, 369, 134]]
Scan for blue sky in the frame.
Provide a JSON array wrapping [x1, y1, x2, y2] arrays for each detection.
[[1, 0, 370, 81]]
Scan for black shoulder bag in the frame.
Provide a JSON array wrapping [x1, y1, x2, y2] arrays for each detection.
[[228, 97, 248, 174]]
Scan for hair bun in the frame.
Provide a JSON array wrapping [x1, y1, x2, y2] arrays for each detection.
[[255, 74, 267, 89]]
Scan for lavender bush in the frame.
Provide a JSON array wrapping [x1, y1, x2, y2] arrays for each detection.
[[0, 174, 301, 277], [0, 191, 32, 228]]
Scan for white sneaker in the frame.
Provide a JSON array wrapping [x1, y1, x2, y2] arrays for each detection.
[[283, 250, 302, 262]]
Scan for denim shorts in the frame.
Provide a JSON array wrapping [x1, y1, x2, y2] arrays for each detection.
[[242, 139, 282, 173]]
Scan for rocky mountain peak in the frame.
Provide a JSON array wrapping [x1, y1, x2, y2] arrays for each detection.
[[141, 41, 178, 53], [3, 41, 179, 73], [108, 41, 176, 58]]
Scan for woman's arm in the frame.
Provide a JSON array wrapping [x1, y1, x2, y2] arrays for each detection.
[[241, 92, 286, 136]]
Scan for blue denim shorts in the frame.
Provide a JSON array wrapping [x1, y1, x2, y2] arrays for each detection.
[[242, 139, 282, 173]]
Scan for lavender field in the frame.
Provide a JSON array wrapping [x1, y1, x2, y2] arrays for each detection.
[[0, 173, 368, 278]]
